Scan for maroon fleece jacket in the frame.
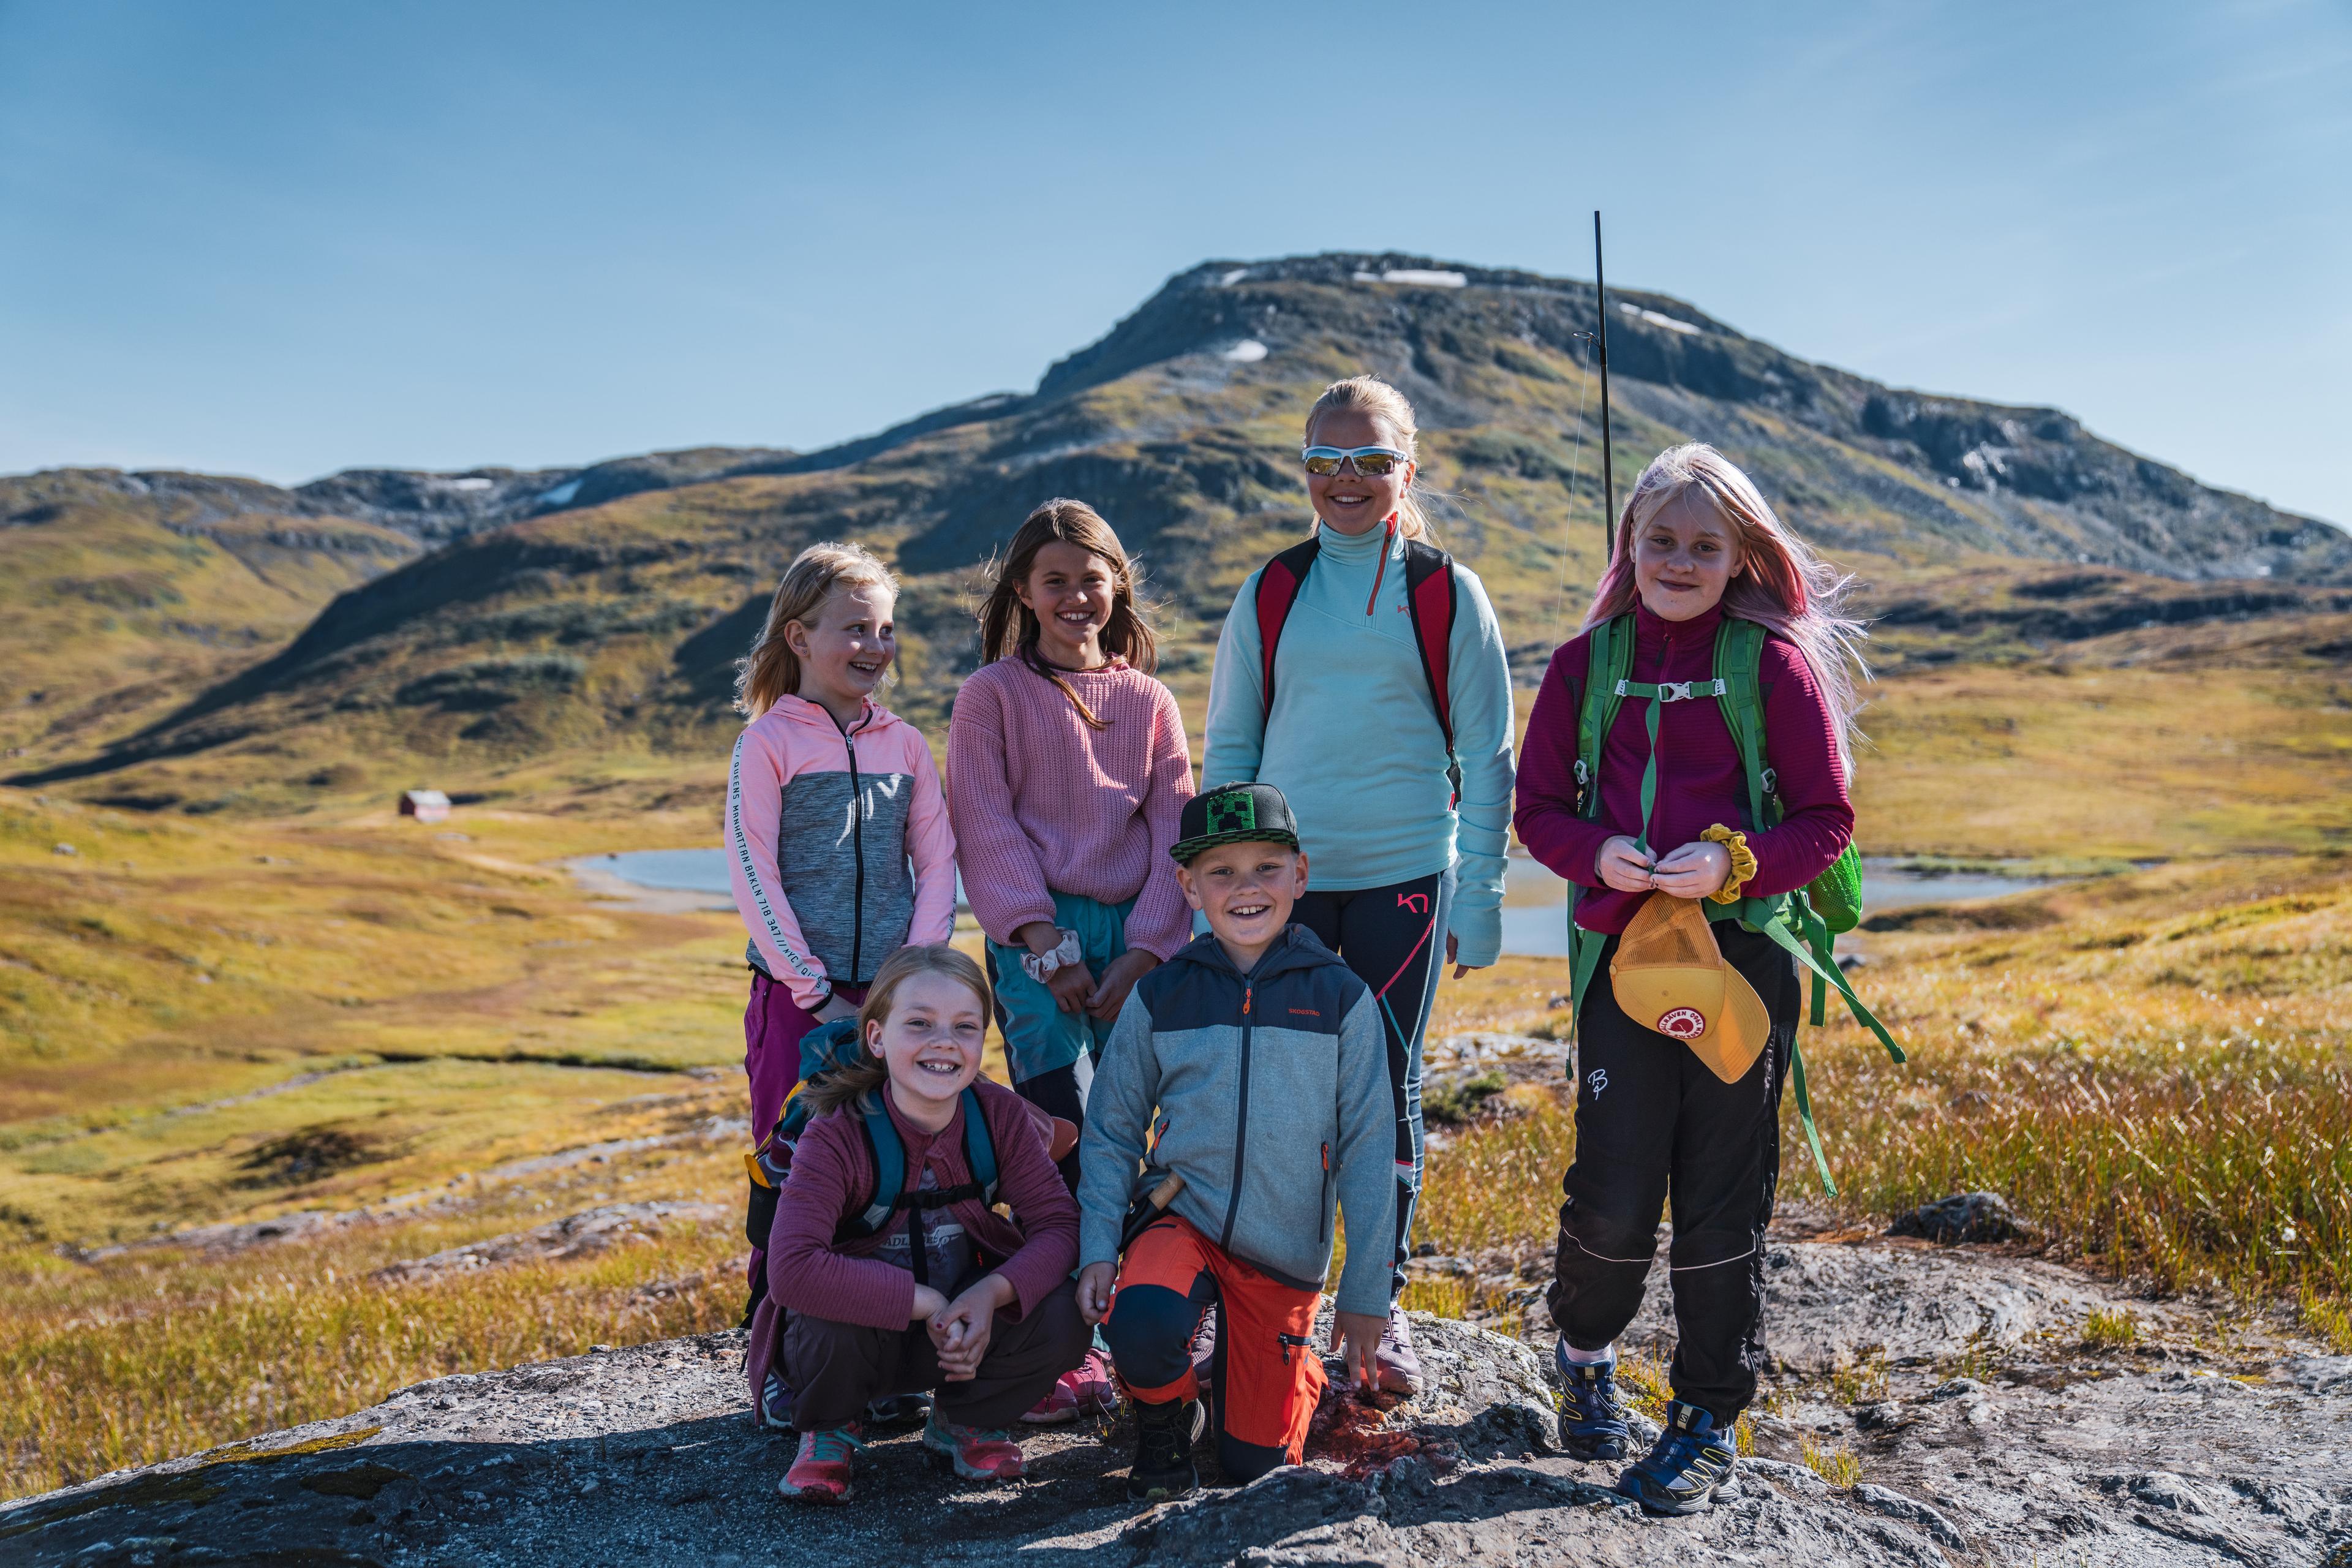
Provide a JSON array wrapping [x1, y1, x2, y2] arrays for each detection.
[[1515, 601, 1853, 935]]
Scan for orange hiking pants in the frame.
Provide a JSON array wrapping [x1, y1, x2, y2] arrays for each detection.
[[1102, 1215, 1324, 1482]]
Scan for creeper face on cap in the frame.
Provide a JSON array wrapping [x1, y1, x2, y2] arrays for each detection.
[[1204, 791, 1257, 837]]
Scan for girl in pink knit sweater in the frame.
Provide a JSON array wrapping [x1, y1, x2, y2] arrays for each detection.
[[947, 498, 1194, 1421]]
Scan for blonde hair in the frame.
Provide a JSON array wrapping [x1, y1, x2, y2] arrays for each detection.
[[1584, 443, 1868, 774], [735, 543, 898, 718], [796, 944, 994, 1120], [976, 499, 1158, 729], [1304, 375, 1438, 543]]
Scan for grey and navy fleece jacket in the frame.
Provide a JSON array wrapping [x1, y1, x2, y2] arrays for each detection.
[[1077, 924, 1398, 1318]]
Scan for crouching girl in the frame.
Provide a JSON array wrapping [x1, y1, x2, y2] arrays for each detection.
[[745, 944, 1090, 1503]]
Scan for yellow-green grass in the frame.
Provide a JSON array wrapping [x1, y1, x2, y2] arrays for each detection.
[[0, 790, 746, 1150], [1853, 654, 2352, 858], [0, 1135, 747, 1498]]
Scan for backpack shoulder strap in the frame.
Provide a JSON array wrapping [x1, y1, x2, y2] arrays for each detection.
[[1400, 540, 1461, 800], [1574, 614, 1635, 817], [1252, 538, 1322, 722], [839, 1100, 904, 1241], [1713, 617, 1772, 829], [959, 1088, 1000, 1205]]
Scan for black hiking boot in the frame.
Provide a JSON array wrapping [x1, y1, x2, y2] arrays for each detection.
[[1126, 1397, 1204, 1503], [1617, 1400, 1736, 1516], [1552, 1341, 1630, 1462]]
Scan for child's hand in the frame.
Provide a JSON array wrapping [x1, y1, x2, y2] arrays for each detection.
[[1085, 951, 1159, 1022], [1046, 961, 1096, 1016], [1076, 1262, 1118, 1325], [910, 1284, 949, 1322], [1332, 1309, 1385, 1392], [929, 1275, 1012, 1381], [814, 993, 861, 1023], [1651, 841, 1732, 900], [1596, 835, 1656, 894]]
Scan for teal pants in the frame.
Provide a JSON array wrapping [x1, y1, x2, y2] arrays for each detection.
[[984, 891, 1134, 1087]]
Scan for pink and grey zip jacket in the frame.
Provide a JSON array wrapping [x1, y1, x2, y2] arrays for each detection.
[[727, 693, 957, 1010]]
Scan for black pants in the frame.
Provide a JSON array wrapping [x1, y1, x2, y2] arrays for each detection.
[[1292, 865, 1453, 1300], [1546, 921, 1796, 1426]]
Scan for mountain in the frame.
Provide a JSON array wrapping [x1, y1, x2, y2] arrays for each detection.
[[0, 469, 418, 769], [13, 252, 2345, 812]]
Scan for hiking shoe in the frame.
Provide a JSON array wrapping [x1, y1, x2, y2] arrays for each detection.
[[921, 1407, 1026, 1483], [776, 1422, 865, 1504], [863, 1390, 930, 1427], [760, 1371, 795, 1432], [1375, 1302, 1423, 1396], [1126, 1396, 1205, 1502], [1021, 1349, 1117, 1425], [1617, 1400, 1736, 1516], [1553, 1341, 1631, 1462]]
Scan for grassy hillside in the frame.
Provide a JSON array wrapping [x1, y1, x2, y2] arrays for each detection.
[[15, 253, 2343, 815], [0, 471, 416, 775]]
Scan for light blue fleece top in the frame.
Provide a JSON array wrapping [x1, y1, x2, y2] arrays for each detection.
[[1202, 522, 1516, 967]]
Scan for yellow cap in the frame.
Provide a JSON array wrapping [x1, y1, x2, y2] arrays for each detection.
[[1610, 894, 1771, 1084]]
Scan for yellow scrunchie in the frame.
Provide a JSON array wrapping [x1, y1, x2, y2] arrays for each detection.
[[1701, 824, 1757, 905]]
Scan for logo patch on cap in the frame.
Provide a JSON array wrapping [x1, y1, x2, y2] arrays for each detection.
[[1205, 792, 1256, 835], [1656, 1006, 1708, 1040]]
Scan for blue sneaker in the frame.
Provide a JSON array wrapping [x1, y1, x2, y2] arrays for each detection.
[[760, 1371, 795, 1432], [1618, 1400, 1736, 1515], [1552, 1341, 1630, 1462]]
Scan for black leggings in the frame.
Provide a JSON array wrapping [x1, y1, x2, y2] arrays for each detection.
[[1545, 921, 1797, 1425], [1292, 865, 1454, 1300]]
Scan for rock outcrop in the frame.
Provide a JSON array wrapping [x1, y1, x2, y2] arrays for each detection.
[[8, 1235, 2350, 1566]]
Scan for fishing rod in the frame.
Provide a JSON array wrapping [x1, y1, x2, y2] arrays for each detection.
[[1594, 209, 1615, 538]]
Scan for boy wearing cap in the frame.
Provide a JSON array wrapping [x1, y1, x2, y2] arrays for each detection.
[[1074, 782, 1396, 1501]]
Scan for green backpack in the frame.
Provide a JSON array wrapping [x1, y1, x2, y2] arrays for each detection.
[[1564, 612, 1904, 1193]]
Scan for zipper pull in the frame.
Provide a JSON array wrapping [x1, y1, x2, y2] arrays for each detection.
[[1242, 984, 1252, 1017]]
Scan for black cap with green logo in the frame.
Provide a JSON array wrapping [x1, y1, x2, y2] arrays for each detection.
[[1170, 781, 1302, 865]]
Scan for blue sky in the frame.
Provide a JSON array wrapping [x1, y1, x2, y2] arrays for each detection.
[[2, 1, 2346, 526]]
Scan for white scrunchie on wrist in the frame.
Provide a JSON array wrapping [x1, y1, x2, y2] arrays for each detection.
[[1020, 928, 1083, 984]]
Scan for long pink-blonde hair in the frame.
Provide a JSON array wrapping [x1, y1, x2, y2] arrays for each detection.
[[1583, 443, 1867, 774]]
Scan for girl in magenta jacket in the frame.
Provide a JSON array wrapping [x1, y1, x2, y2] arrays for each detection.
[[1514, 443, 1865, 1515], [728, 543, 956, 1317]]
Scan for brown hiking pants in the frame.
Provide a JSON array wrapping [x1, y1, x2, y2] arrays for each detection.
[[780, 1277, 1089, 1430]]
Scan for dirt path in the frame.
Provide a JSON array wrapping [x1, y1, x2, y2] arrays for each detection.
[[7, 1219, 2348, 1566]]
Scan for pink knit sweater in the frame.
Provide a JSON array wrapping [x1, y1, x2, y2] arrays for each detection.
[[946, 657, 1196, 960]]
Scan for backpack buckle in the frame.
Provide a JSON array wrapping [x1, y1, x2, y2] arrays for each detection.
[[1762, 767, 1778, 796], [1657, 680, 1697, 703]]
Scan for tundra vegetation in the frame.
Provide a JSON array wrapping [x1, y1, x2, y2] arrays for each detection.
[[3, 254, 2348, 1501]]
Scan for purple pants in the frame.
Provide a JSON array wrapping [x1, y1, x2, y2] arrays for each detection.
[[744, 970, 865, 1298]]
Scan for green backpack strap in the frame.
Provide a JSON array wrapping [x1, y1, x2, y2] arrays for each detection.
[[1566, 616, 1636, 1022], [1713, 618, 1772, 833]]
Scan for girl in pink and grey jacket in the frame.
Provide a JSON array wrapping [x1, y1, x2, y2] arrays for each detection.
[[729, 544, 956, 1316]]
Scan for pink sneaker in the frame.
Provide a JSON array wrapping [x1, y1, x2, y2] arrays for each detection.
[[922, 1407, 1027, 1482], [1020, 1349, 1117, 1425], [776, 1421, 864, 1504]]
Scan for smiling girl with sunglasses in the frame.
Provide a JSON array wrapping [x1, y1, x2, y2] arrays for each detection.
[[1199, 374, 1516, 1396]]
